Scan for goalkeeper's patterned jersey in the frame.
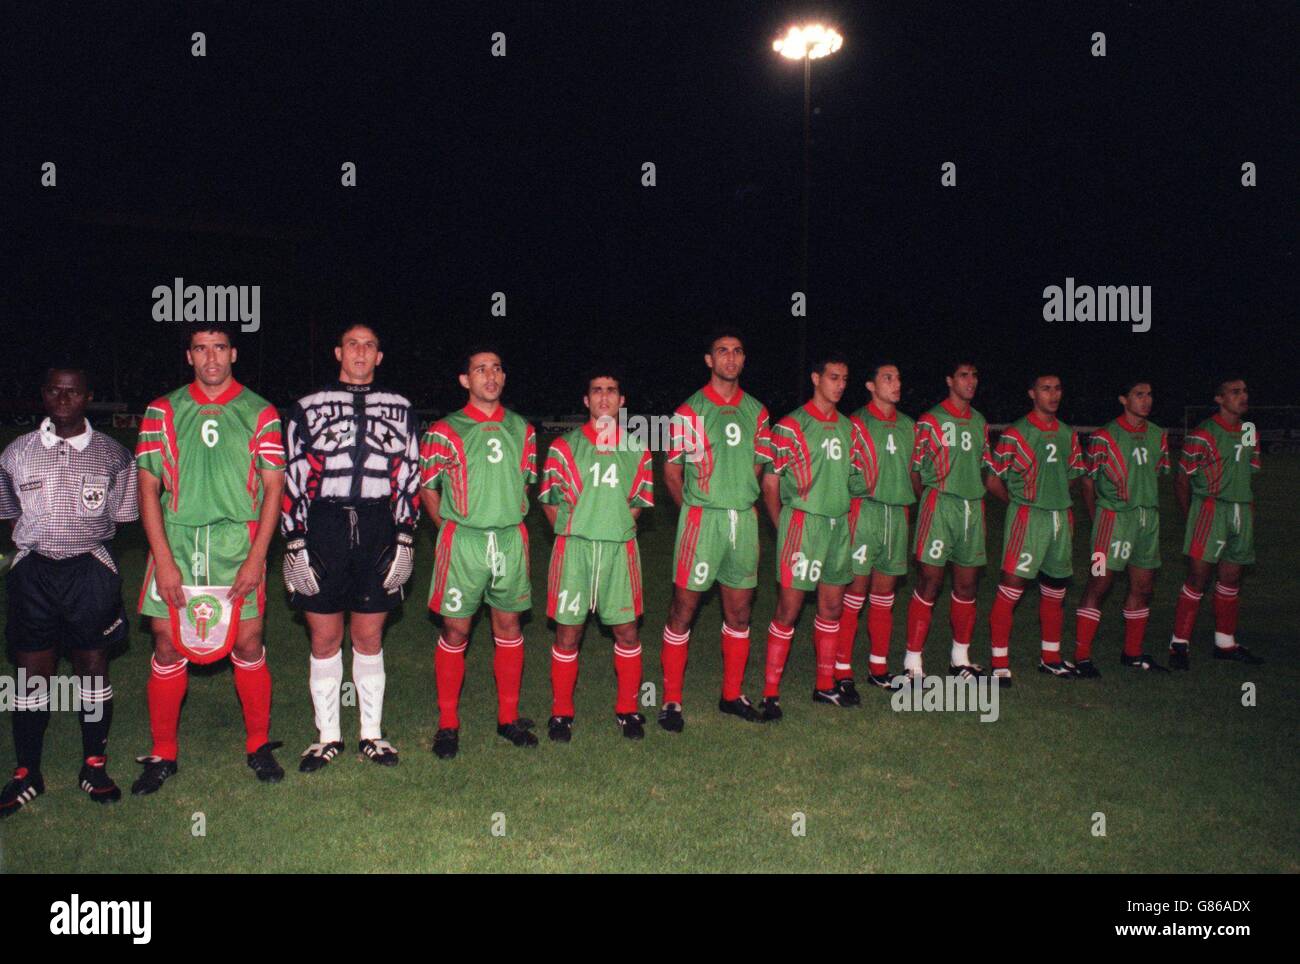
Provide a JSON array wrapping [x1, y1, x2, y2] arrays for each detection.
[[911, 399, 990, 500], [281, 381, 421, 538], [986, 412, 1085, 510], [848, 402, 917, 506], [667, 384, 773, 510], [769, 402, 855, 518], [419, 404, 537, 529], [1180, 414, 1260, 503], [136, 381, 284, 526], [1087, 416, 1169, 510], [540, 422, 654, 542]]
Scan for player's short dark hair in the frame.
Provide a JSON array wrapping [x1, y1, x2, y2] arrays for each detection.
[[1118, 376, 1152, 397], [946, 357, 977, 378], [187, 322, 237, 348], [810, 351, 849, 376], [865, 359, 899, 385], [705, 328, 746, 354], [43, 363, 89, 392], [338, 322, 381, 349], [582, 364, 625, 396], [1028, 370, 1062, 389], [462, 344, 503, 374], [1214, 372, 1246, 396]]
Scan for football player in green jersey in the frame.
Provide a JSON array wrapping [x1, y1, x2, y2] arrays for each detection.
[[540, 369, 655, 741], [657, 330, 771, 732], [1167, 375, 1263, 668], [760, 352, 857, 720], [1069, 378, 1170, 676], [985, 371, 1086, 685], [842, 361, 916, 695], [907, 360, 990, 679], [420, 347, 540, 759], [132, 324, 287, 794]]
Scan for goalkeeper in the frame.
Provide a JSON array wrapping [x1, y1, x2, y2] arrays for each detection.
[[281, 323, 421, 772]]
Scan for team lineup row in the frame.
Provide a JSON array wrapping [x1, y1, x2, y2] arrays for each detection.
[[0, 322, 1262, 813]]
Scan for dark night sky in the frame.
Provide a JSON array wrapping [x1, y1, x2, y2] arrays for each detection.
[[3, 1, 1295, 424]]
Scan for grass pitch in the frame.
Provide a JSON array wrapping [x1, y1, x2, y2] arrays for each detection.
[[1, 436, 1296, 873]]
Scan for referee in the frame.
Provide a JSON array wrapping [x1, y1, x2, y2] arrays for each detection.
[[0, 366, 138, 816], [282, 323, 421, 771]]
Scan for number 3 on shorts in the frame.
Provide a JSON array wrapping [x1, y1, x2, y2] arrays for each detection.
[[444, 587, 463, 612]]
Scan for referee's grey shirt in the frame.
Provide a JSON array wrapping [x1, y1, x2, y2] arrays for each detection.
[[0, 418, 139, 568]]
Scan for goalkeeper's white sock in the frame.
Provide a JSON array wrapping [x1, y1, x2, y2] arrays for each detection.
[[309, 651, 344, 744], [352, 649, 386, 741]]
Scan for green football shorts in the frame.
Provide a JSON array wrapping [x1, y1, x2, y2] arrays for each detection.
[[1183, 496, 1254, 565], [849, 497, 911, 577], [1090, 506, 1161, 572], [428, 521, 532, 617], [913, 489, 987, 568], [546, 535, 643, 626], [139, 520, 265, 621], [1000, 504, 1074, 580], [672, 504, 760, 591], [775, 506, 851, 591]]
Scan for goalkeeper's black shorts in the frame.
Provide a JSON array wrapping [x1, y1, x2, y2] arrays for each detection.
[[292, 502, 403, 614]]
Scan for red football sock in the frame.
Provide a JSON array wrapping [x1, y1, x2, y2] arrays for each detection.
[[550, 646, 579, 717], [905, 590, 934, 653], [1122, 607, 1150, 658], [147, 656, 188, 761], [613, 641, 642, 714], [1171, 584, 1204, 645], [231, 649, 272, 754], [660, 626, 690, 705], [813, 617, 839, 690], [1213, 584, 1240, 637], [1039, 585, 1066, 663], [867, 592, 895, 674], [720, 623, 750, 702], [493, 635, 525, 725], [1074, 607, 1102, 661], [989, 585, 1024, 670], [835, 593, 865, 680], [949, 593, 977, 646], [763, 621, 794, 697], [434, 636, 467, 730]]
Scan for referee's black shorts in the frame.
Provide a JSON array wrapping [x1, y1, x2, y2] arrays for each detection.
[[5, 549, 129, 653], [292, 502, 403, 614]]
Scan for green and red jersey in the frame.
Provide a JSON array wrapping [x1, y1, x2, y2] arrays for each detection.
[[540, 422, 654, 541], [667, 384, 773, 510], [849, 402, 917, 506], [1087, 415, 1169, 510], [1180, 414, 1260, 503], [987, 412, 1085, 510], [911, 399, 990, 500], [769, 402, 855, 517], [136, 381, 284, 526], [419, 404, 537, 528]]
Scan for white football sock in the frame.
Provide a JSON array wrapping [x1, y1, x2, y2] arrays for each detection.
[[1214, 632, 1236, 650], [352, 649, 386, 741], [309, 651, 344, 744], [904, 651, 923, 675], [951, 641, 970, 666]]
